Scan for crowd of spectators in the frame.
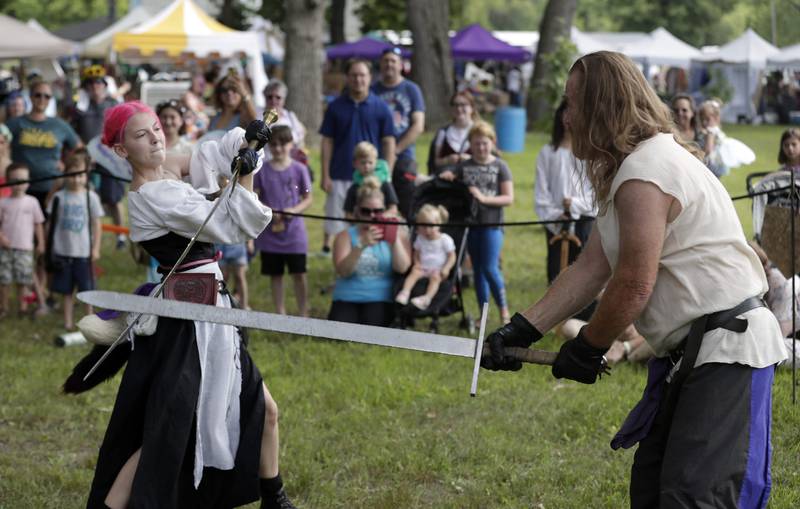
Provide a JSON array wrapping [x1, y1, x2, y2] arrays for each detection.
[[0, 54, 797, 361]]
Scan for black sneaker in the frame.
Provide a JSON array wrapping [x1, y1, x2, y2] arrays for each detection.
[[261, 487, 297, 509]]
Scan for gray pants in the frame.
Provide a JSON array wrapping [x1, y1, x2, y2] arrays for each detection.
[[630, 362, 774, 509]]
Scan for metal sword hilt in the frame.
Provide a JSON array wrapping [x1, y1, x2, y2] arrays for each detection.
[[229, 108, 279, 197]]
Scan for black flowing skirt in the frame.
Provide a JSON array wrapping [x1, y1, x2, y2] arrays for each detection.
[[86, 317, 265, 509]]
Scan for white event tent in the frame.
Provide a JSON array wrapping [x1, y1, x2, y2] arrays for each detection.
[[493, 27, 700, 68], [492, 27, 615, 58], [768, 42, 800, 68], [0, 14, 77, 59], [694, 29, 780, 123], [81, 7, 153, 58], [623, 27, 702, 68]]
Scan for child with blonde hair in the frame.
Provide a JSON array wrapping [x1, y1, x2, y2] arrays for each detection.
[[395, 204, 456, 310], [697, 99, 755, 177], [440, 121, 513, 323], [343, 141, 398, 217]]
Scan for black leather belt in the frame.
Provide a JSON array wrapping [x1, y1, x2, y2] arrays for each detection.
[[662, 296, 765, 422], [668, 296, 765, 367]]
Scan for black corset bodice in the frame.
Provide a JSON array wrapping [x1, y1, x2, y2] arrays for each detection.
[[138, 232, 216, 268]]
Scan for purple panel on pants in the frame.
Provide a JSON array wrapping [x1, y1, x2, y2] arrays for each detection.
[[738, 365, 774, 509]]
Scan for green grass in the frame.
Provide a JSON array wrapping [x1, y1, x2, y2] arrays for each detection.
[[2, 124, 799, 508]]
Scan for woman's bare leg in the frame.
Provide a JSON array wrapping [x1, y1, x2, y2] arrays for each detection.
[[105, 448, 141, 509], [260, 383, 279, 478]]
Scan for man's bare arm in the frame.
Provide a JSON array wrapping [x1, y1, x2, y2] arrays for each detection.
[[382, 136, 396, 171], [581, 180, 675, 348], [396, 111, 424, 154]]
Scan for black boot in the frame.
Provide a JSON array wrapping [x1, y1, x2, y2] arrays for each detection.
[[260, 474, 297, 509]]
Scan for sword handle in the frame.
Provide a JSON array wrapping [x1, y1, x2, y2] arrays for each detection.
[[481, 345, 558, 366]]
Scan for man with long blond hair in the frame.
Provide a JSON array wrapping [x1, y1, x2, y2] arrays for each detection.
[[481, 51, 786, 507]]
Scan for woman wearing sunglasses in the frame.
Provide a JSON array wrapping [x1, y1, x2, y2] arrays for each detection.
[[208, 71, 258, 132], [329, 177, 411, 326], [262, 80, 306, 155]]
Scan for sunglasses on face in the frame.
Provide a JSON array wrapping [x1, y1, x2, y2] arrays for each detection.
[[359, 206, 385, 216], [219, 87, 239, 95], [33, 93, 52, 99], [452, 102, 470, 108], [266, 94, 283, 100]]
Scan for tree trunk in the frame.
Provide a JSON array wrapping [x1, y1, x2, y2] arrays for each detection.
[[218, 0, 237, 28], [330, 0, 347, 45], [284, 0, 324, 147], [108, 0, 116, 22], [406, 0, 454, 129], [527, 0, 577, 127]]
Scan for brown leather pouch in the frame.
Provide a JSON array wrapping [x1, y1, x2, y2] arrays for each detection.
[[163, 273, 218, 305]]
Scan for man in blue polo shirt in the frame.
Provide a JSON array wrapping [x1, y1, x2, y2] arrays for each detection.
[[319, 58, 396, 253], [371, 47, 425, 218]]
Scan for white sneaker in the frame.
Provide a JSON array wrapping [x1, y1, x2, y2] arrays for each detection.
[[410, 295, 431, 310], [395, 290, 410, 305]]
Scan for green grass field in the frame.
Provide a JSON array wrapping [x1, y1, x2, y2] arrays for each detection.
[[1, 124, 799, 508]]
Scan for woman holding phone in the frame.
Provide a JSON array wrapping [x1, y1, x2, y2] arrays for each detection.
[[328, 177, 411, 326]]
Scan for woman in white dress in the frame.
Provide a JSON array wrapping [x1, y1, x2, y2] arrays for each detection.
[[64, 101, 295, 509]]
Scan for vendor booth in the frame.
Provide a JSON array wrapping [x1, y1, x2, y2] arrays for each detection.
[[693, 29, 780, 123], [112, 0, 267, 108], [0, 14, 77, 59]]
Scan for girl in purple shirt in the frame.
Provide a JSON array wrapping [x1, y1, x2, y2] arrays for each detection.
[[253, 126, 313, 316]]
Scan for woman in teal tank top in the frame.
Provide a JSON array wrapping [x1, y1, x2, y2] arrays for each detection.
[[328, 177, 411, 326]]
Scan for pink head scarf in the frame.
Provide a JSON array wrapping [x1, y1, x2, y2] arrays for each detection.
[[101, 101, 160, 147]]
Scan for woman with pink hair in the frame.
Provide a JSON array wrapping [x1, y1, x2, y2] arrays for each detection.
[[65, 101, 296, 509]]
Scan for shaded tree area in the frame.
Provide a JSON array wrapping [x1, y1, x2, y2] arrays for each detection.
[[0, 0, 128, 30], [527, 0, 576, 128], [357, 0, 467, 31], [217, 0, 256, 30], [281, 0, 324, 146]]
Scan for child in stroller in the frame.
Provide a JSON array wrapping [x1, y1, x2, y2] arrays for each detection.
[[394, 178, 476, 333], [395, 204, 456, 310]]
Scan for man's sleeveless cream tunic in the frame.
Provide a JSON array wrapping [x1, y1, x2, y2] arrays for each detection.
[[595, 133, 786, 368]]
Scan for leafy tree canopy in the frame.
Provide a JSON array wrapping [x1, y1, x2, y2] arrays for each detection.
[[0, 0, 129, 32], [3, 0, 799, 48]]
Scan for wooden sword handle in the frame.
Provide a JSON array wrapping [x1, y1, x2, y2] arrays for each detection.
[[480, 345, 558, 366]]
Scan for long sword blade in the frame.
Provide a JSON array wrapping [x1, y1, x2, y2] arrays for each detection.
[[78, 290, 477, 358]]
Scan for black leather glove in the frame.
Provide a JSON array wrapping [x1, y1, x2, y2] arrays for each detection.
[[552, 327, 609, 384], [232, 148, 260, 176], [481, 313, 543, 371], [245, 120, 272, 150]]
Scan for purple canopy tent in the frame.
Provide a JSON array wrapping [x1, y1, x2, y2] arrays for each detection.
[[326, 37, 411, 60], [451, 24, 532, 62]]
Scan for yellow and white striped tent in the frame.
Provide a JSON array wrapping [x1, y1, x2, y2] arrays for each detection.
[[113, 0, 266, 107]]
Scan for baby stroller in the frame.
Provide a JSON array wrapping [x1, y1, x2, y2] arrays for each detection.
[[393, 178, 478, 334], [748, 169, 800, 277]]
